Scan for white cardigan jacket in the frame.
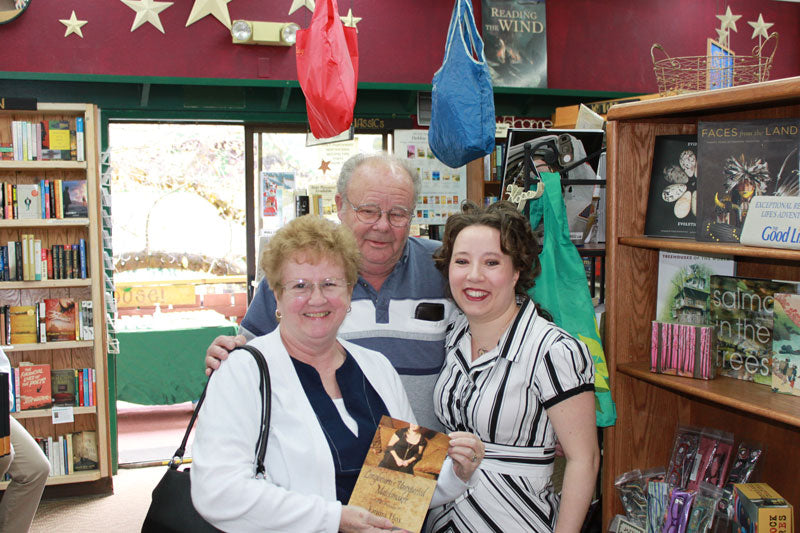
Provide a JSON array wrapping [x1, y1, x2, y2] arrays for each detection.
[[191, 329, 470, 533]]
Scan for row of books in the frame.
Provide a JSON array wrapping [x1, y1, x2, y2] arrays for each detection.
[[2, 299, 94, 345], [484, 143, 505, 182], [34, 431, 98, 478], [0, 237, 88, 281], [644, 117, 800, 243], [655, 252, 800, 396], [9, 364, 97, 412], [2, 119, 84, 162], [2, 180, 88, 219]]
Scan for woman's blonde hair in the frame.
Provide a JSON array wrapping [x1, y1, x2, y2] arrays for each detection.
[[260, 215, 361, 296]]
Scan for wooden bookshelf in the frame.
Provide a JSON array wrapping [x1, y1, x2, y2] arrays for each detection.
[[0, 103, 110, 492], [602, 77, 800, 527]]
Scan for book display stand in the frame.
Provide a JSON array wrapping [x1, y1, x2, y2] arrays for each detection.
[[0, 103, 110, 492], [602, 77, 800, 527]]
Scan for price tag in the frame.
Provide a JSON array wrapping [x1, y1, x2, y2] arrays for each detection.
[[52, 406, 74, 425]]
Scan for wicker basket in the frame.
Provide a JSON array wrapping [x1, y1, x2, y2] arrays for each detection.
[[651, 32, 778, 96]]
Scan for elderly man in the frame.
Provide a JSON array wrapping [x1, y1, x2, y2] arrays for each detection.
[[206, 152, 456, 430]]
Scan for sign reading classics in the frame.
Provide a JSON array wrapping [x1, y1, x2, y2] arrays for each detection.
[[741, 195, 800, 250], [481, 0, 547, 88]]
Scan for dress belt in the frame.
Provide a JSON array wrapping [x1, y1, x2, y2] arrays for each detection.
[[478, 441, 555, 477]]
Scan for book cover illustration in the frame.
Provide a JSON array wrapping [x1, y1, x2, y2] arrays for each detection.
[[9, 305, 38, 344], [644, 135, 698, 238], [51, 368, 77, 406], [44, 298, 77, 342], [19, 363, 52, 410], [348, 416, 450, 533], [709, 275, 800, 385], [61, 180, 88, 218], [72, 430, 98, 471], [16, 183, 41, 219], [656, 251, 734, 325], [481, 0, 546, 88], [771, 293, 800, 396], [696, 119, 800, 243]]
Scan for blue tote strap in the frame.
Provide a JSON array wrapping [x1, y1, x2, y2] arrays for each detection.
[[458, 0, 485, 63]]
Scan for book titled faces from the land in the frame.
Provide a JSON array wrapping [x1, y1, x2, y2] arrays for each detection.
[[696, 118, 800, 243], [645, 135, 698, 238], [772, 293, 800, 396], [709, 275, 800, 386], [348, 416, 450, 533], [656, 251, 734, 325], [481, 0, 547, 88]]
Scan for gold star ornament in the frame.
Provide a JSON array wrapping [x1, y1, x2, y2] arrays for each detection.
[[59, 11, 88, 38], [716, 6, 742, 33], [121, 0, 174, 33], [319, 160, 331, 173], [288, 0, 315, 16], [186, 0, 233, 29], [340, 9, 362, 31], [747, 14, 774, 40]]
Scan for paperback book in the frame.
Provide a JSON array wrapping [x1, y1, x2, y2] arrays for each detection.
[[709, 275, 800, 385], [51, 368, 78, 406], [348, 416, 449, 533], [61, 180, 88, 218], [645, 135, 698, 238], [16, 184, 41, 219], [18, 363, 52, 410], [771, 293, 800, 396], [696, 118, 800, 243], [44, 299, 77, 342], [656, 251, 734, 325], [8, 305, 38, 344], [72, 430, 98, 471]]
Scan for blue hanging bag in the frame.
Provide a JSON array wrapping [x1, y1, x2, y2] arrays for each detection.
[[428, 0, 495, 169]]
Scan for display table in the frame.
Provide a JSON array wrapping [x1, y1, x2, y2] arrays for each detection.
[[116, 312, 238, 405]]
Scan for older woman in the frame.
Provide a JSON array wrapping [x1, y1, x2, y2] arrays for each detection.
[[426, 201, 599, 533], [191, 215, 483, 533]]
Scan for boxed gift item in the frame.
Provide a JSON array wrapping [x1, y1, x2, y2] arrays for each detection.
[[734, 483, 793, 533]]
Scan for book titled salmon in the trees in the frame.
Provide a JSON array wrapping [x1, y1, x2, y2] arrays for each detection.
[[696, 118, 800, 243], [348, 416, 450, 533]]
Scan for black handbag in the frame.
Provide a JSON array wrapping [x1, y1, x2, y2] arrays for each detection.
[[142, 345, 271, 533]]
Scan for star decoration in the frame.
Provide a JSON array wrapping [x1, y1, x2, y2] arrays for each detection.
[[340, 9, 362, 31], [716, 6, 742, 33], [186, 0, 233, 29], [121, 0, 173, 33], [747, 14, 774, 40], [59, 11, 88, 38], [319, 160, 331, 173], [715, 27, 729, 48], [288, 0, 315, 15]]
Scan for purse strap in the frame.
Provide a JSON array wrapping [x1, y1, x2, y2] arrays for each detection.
[[168, 345, 271, 478]]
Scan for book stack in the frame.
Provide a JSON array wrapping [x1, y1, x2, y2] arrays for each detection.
[[8, 119, 83, 162], [8, 365, 96, 412], [1, 180, 88, 220], [0, 238, 88, 281], [0, 298, 93, 345], [34, 430, 98, 477]]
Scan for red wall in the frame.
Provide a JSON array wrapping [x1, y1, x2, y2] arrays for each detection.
[[0, 0, 798, 93]]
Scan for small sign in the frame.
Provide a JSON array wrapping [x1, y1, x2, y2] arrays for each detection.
[[0, 97, 37, 110], [114, 284, 196, 308], [52, 406, 75, 425], [495, 122, 510, 138], [740, 195, 800, 250]]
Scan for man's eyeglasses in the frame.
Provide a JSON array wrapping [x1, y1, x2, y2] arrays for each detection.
[[280, 278, 351, 298], [346, 199, 412, 227]]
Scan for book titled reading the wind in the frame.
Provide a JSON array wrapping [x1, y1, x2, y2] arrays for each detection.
[[348, 416, 450, 533], [772, 293, 800, 397], [696, 119, 800, 243], [709, 275, 800, 386], [645, 135, 698, 238]]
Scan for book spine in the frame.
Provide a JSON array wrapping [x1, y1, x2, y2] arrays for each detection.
[[38, 301, 46, 343], [72, 370, 78, 407], [70, 245, 77, 279], [46, 248, 53, 280], [46, 436, 54, 476], [0, 245, 4, 281], [43, 180, 50, 219], [39, 179, 46, 219], [48, 180, 55, 219], [66, 433, 74, 474], [11, 184, 17, 219], [55, 179, 62, 219], [91, 368, 96, 407], [13, 368, 19, 409], [79, 238, 87, 279], [76, 117, 85, 162], [4, 183, 11, 219], [77, 370, 84, 407], [14, 240, 22, 281], [83, 369, 89, 407], [7, 241, 15, 281]]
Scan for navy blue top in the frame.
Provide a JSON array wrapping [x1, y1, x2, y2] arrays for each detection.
[[290, 352, 389, 503]]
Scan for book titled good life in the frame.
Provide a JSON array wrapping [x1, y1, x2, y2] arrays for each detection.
[[348, 416, 450, 533]]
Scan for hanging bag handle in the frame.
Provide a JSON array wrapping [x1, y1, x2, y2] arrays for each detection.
[[458, 0, 486, 64], [168, 345, 271, 476]]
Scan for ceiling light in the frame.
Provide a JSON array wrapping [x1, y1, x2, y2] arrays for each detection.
[[231, 20, 301, 46]]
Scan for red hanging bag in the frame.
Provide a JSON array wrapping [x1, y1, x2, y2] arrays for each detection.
[[295, 0, 359, 138]]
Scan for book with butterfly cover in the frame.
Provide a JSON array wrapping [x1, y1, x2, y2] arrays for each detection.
[[645, 135, 698, 238], [695, 118, 800, 243]]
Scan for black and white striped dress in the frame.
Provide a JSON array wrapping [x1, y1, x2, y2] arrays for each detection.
[[426, 298, 595, 533]]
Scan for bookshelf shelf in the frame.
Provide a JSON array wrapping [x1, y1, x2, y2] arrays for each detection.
[[0, 279, 91, 289], [0, 160, 87, 171], [602, 77, 800, 528], [0, 470, 101, 489], [0, 218, 90, 228], [2, 340, 94, 352], [11, 406, 96, 420]]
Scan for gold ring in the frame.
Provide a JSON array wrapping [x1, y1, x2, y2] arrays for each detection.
[[471, 454, 478, 463]]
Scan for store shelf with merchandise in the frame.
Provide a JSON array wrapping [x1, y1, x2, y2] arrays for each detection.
[[0, 102, 111, 494], [601, 76, 800, 528]]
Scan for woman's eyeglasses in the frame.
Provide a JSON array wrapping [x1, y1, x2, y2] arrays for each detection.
[[346, 199, 412, 227], [281, 278, 351, 298]]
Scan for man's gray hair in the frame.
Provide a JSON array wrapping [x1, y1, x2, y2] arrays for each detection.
[[337, 152, 420, 209]]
